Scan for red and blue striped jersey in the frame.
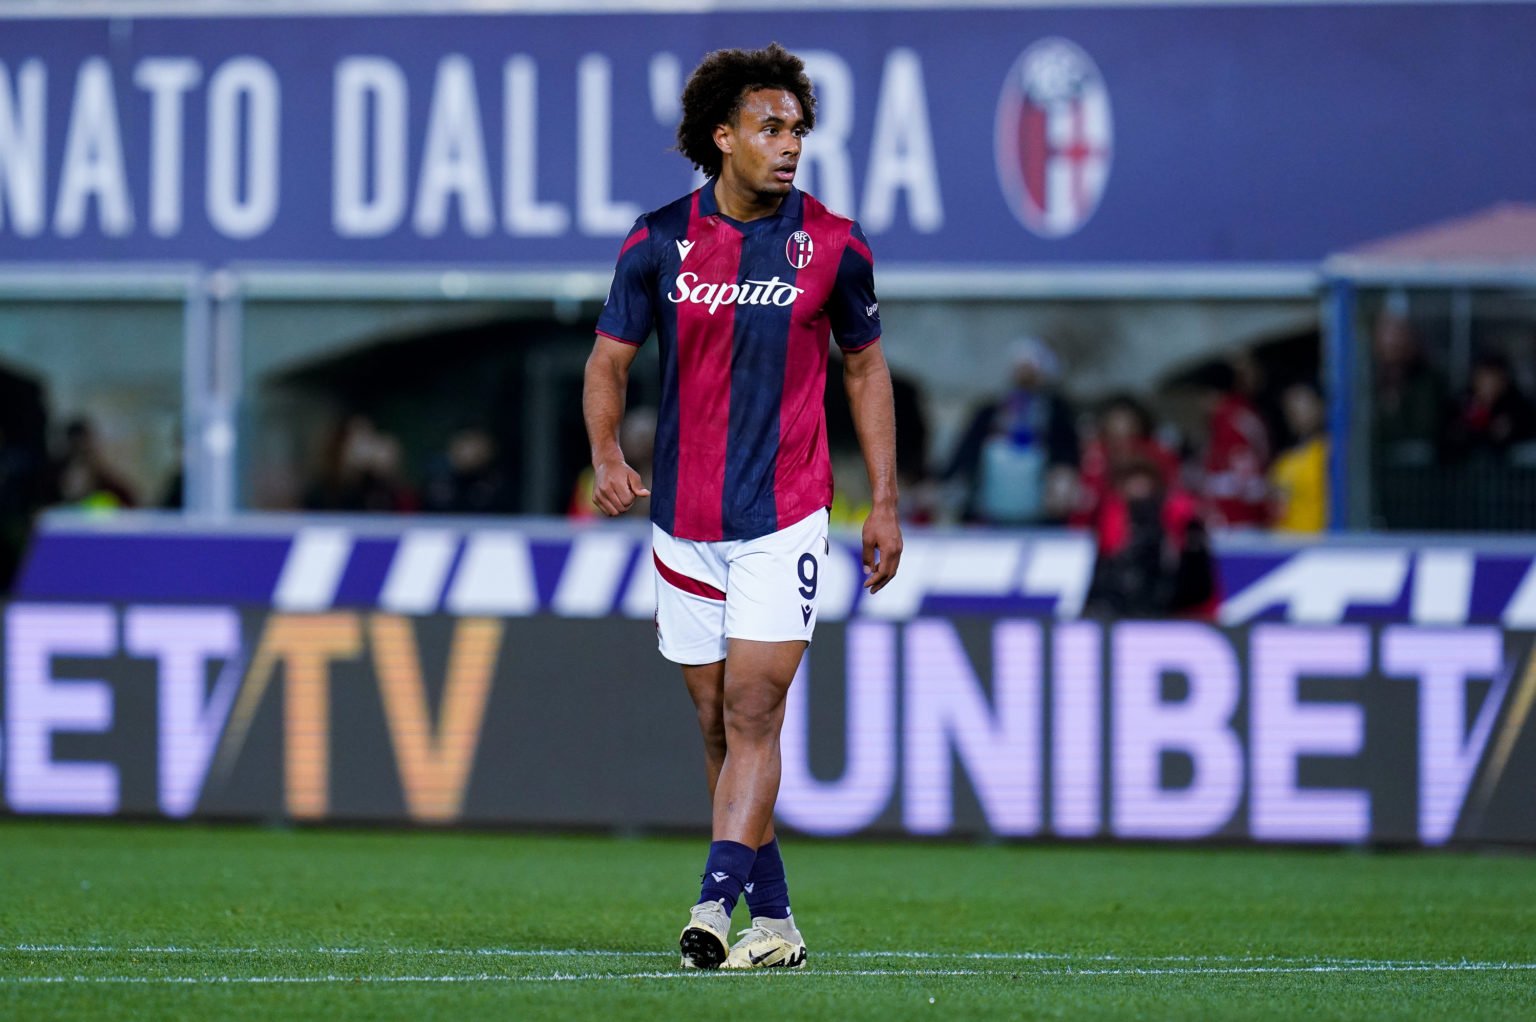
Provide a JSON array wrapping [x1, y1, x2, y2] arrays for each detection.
[[596, 184, 882, 542]]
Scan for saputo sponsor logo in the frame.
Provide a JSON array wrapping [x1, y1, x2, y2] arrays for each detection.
[[666, 273, 804, 314]]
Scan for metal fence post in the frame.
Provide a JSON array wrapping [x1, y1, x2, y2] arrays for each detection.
[[1325, 276, 1356, 532]]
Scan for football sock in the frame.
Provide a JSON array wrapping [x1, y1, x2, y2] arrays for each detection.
[[744, 837, 792, 920], [697, 840, 757, 916]]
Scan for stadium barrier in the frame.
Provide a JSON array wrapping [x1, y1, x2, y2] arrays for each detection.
[[2, 516, 1534, 846]]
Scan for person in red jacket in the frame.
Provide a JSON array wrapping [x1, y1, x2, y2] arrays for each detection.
[[1073, 393, 1180, 529], [1086, 457, 1217, 620], [1199, 360, 1271, 528]]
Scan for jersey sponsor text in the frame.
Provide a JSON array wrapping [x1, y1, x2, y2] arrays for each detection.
[[666, 272, 805, 314]]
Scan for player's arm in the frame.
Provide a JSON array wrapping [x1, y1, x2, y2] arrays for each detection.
[[829, 222, 902, 592], [586, 217, 656, 516], [583, 337, 651, 516], [843, 341, 903, 593]]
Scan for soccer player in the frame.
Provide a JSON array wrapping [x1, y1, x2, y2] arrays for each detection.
[[582, 42, 903, 970]]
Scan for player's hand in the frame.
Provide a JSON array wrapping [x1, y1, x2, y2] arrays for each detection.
[[861, 504, 903, 594], [592, 458, 650, 516]]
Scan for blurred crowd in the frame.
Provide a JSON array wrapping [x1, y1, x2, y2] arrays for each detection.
[[1372, 310, 1536, 470], [301, 414, 515, 515], [912, 337, 1325, 618], [924, 338, 1329, 536], [6, 304, 1534, 605]]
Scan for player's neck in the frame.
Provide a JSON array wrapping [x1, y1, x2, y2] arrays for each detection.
[[711, 175, 785, 223]]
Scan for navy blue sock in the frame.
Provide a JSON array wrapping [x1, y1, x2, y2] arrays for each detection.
[[698, 840, 757, 915], [744, 838, 792, 919]]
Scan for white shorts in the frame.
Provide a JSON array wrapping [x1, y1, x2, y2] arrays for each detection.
[[651, 508, 830, 665]]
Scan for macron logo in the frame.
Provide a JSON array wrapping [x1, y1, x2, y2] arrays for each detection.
[[676, 239, 695, 263], [710, 872, 729, 883]]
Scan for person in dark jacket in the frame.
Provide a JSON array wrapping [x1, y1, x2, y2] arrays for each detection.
[[1448, 352, 1536, 461]]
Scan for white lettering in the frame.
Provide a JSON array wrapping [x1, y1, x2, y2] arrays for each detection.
[[1111, 622, 1242, 839], [135, 58, 201, 238], [710, 282, 740, 314], [54, 58, 134, 238], [1250, 625, 1371, 842], [504, 56, 569, 237], [576, 54, 639, 235], [124, 606, 243, 819], [666, 272, 804, 312], [1382, 626, 1504, 846], [333, 56, 408, 238], [648, 51, 681, 124], [0, 59, 46, 237], [414, 55, 494, 238], [861, 48, 943, 233], [903, 620, 1041, 836], [1410, 549, 1475, 625], [1219, 550, 1410, 625], [796, 52, 855, 217], [1051, 621, 1102, 836], [206, 57, 280, 239], [4, 604, 119, 814], [1500, 557, 1536, 628], [443, 531, 538, 615], [779, 624, 897, 835]]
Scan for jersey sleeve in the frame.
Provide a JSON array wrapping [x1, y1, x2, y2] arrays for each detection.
[[594, 217, 656, 346], [827, 221, 881, 352]]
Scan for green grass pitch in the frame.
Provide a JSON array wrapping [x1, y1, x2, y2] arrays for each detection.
[[2, 821, 1534, 1020]]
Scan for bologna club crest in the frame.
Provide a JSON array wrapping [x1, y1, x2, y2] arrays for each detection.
[[785, 230, 814, 269], [994, 38, 1113, 238]]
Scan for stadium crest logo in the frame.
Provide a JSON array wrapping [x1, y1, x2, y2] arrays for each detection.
[[994, 38, 1113, 239], [786, 230, 814, 269]]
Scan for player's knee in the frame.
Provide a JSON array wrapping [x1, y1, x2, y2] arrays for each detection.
[[722, 686, 785, 744], [696, 703, 726, 748]]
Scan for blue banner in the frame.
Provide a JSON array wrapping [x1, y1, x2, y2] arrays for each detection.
[[18, 517, 1536, 628], [0, 5, 1531, 266]]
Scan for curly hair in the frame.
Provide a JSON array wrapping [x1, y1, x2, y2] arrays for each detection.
[[675, 43, 817, 178]]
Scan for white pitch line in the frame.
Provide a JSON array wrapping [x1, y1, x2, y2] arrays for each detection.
[[1048, 963, 1536, 977], [10, 945, 1518, 968], [1, 969, 986, 985], [6, 962, 1536, 986]]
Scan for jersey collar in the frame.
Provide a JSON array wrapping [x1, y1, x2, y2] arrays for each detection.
[[699, 179, 804, 224]]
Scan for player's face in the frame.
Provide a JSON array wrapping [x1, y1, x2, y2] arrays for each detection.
[[716, 89, 806, 199]]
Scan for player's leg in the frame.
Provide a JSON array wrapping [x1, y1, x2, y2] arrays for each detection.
[[682, 659, 797, 966], [652, 527, 740, 968], [727, 835, 803, 967], [682, 637, 799, 967], [712, 509, 826, 969], [681, 661, 726, 795]]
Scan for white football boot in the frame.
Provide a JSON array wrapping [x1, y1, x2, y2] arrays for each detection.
[[721, 917, 807, 969], [678, 899, 731, 969]]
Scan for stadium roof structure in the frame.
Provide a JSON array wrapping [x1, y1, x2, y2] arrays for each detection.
[[1326, 203, 1536, 285]]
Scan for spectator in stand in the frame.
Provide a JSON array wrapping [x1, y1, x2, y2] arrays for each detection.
[[1084, 457, 1216, 620], [1268, 382, 1329, 533], [305, 414, 419, 512], [939, 337, 1078, 525], [51, 417, 138, 510], [1199, 359, 1271, 528], [1073, 393, 1180, 528], [1371, 308, 1448, 468], [0, 423, 47, 591], [424, 425, 514, 514], [1447, 352, 1536, 462]]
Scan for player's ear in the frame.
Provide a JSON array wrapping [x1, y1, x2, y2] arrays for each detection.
[[713, 122, 732, 157]]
